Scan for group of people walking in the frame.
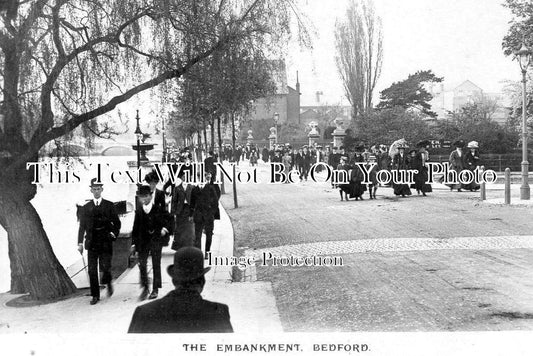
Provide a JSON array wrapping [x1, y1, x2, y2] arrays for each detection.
[[77, 152, 221, 305], [335, 139, 482, 200], [446, 139, 481, 192], [213, 138, 481, 201], [77, 154, 233, 332], [133, 165, 221, 302], [270, 145, 315, 182]]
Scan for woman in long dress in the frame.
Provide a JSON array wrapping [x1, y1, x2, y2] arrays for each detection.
[[349, 148, 367, 200], [448, 140, 466, 192], [392, 145, 412, 197], [409, 146, 432, 196], [366, 157, 379, 199], [337, 156, 351, 201], [464, 141, 480, 191]]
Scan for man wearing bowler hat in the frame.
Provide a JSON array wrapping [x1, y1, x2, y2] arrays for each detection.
[[131, 185, 172, 301], [127, 247, 233, 333], [77, 178, 121, 305]]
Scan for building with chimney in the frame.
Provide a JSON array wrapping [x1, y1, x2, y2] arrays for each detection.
[[246, 61, 300, 125], [242, 61, 352, 142]]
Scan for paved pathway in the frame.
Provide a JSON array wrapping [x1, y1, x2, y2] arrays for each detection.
[[220, 162, 533, 332], [0, 202, 282, 336], [245, 235, 533, 258]]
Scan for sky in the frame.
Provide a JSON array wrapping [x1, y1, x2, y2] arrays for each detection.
[[286, 0, 520, 106]]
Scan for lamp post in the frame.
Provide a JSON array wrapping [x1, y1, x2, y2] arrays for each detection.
[[134, 110, 143, 171], [516, 42, 531, 200], [133, 110, 143, 209], [273, 112, 280, 144], [162, 115, 167, 163]]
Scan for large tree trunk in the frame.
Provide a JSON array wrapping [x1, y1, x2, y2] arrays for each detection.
[[210, 118, 215, 151], [8, 237, 27, 294], [203, 122, 208, 153], [231, 112, 238, 208], [217, 116, 225, 194], [0, 167, 77, 300], [0, 213, 25, 293], [197, 130, 203, 161]]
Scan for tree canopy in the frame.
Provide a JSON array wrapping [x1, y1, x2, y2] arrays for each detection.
[[502, 0, 533, 56], [0, 0, 308, 300], [170, 41, 277, 149], [440, 102, 519, 154], [334, 0, 383, 119], [376, 70, 443, 118], [352, 106, 433, 147]]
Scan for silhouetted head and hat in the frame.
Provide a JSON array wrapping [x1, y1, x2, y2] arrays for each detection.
[[167, 247, 211, 282]]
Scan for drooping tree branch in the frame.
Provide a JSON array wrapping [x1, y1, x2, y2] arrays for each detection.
[[35, 9, 154, 140], [7, 36, 226, 172]]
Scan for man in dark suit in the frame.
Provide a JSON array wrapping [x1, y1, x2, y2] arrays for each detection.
[[77, 178, 121, 305], [203, 151, 217, 182], [191, 172, 220, 255], [300, 146, 312, 181], [128, 246, 233, 333], [145, 170, 166, 212], [131, 185, 172, 301], [170, 167, 195, 251]]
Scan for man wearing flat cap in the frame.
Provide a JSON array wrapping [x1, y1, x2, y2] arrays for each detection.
[[77, 178, 121, 305], [127, 247, 233, 333]]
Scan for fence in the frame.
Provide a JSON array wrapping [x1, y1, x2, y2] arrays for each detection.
[[432, 153, 524, 172], [230, 138, 527, 173], [232, 139, 333, 148]]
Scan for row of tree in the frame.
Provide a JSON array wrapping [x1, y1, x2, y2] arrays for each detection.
[[167, 44, 277, 154], [0, 0, 308, 300]]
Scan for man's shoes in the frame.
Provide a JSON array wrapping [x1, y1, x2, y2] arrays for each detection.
[[107, 283, 114, 297], [148, 289, 158, 300], [139, 288, 149, 301], [90, 297, 100, 305]]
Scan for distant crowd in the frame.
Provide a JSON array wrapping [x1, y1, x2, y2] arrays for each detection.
[[168, 138, 481, 201]]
